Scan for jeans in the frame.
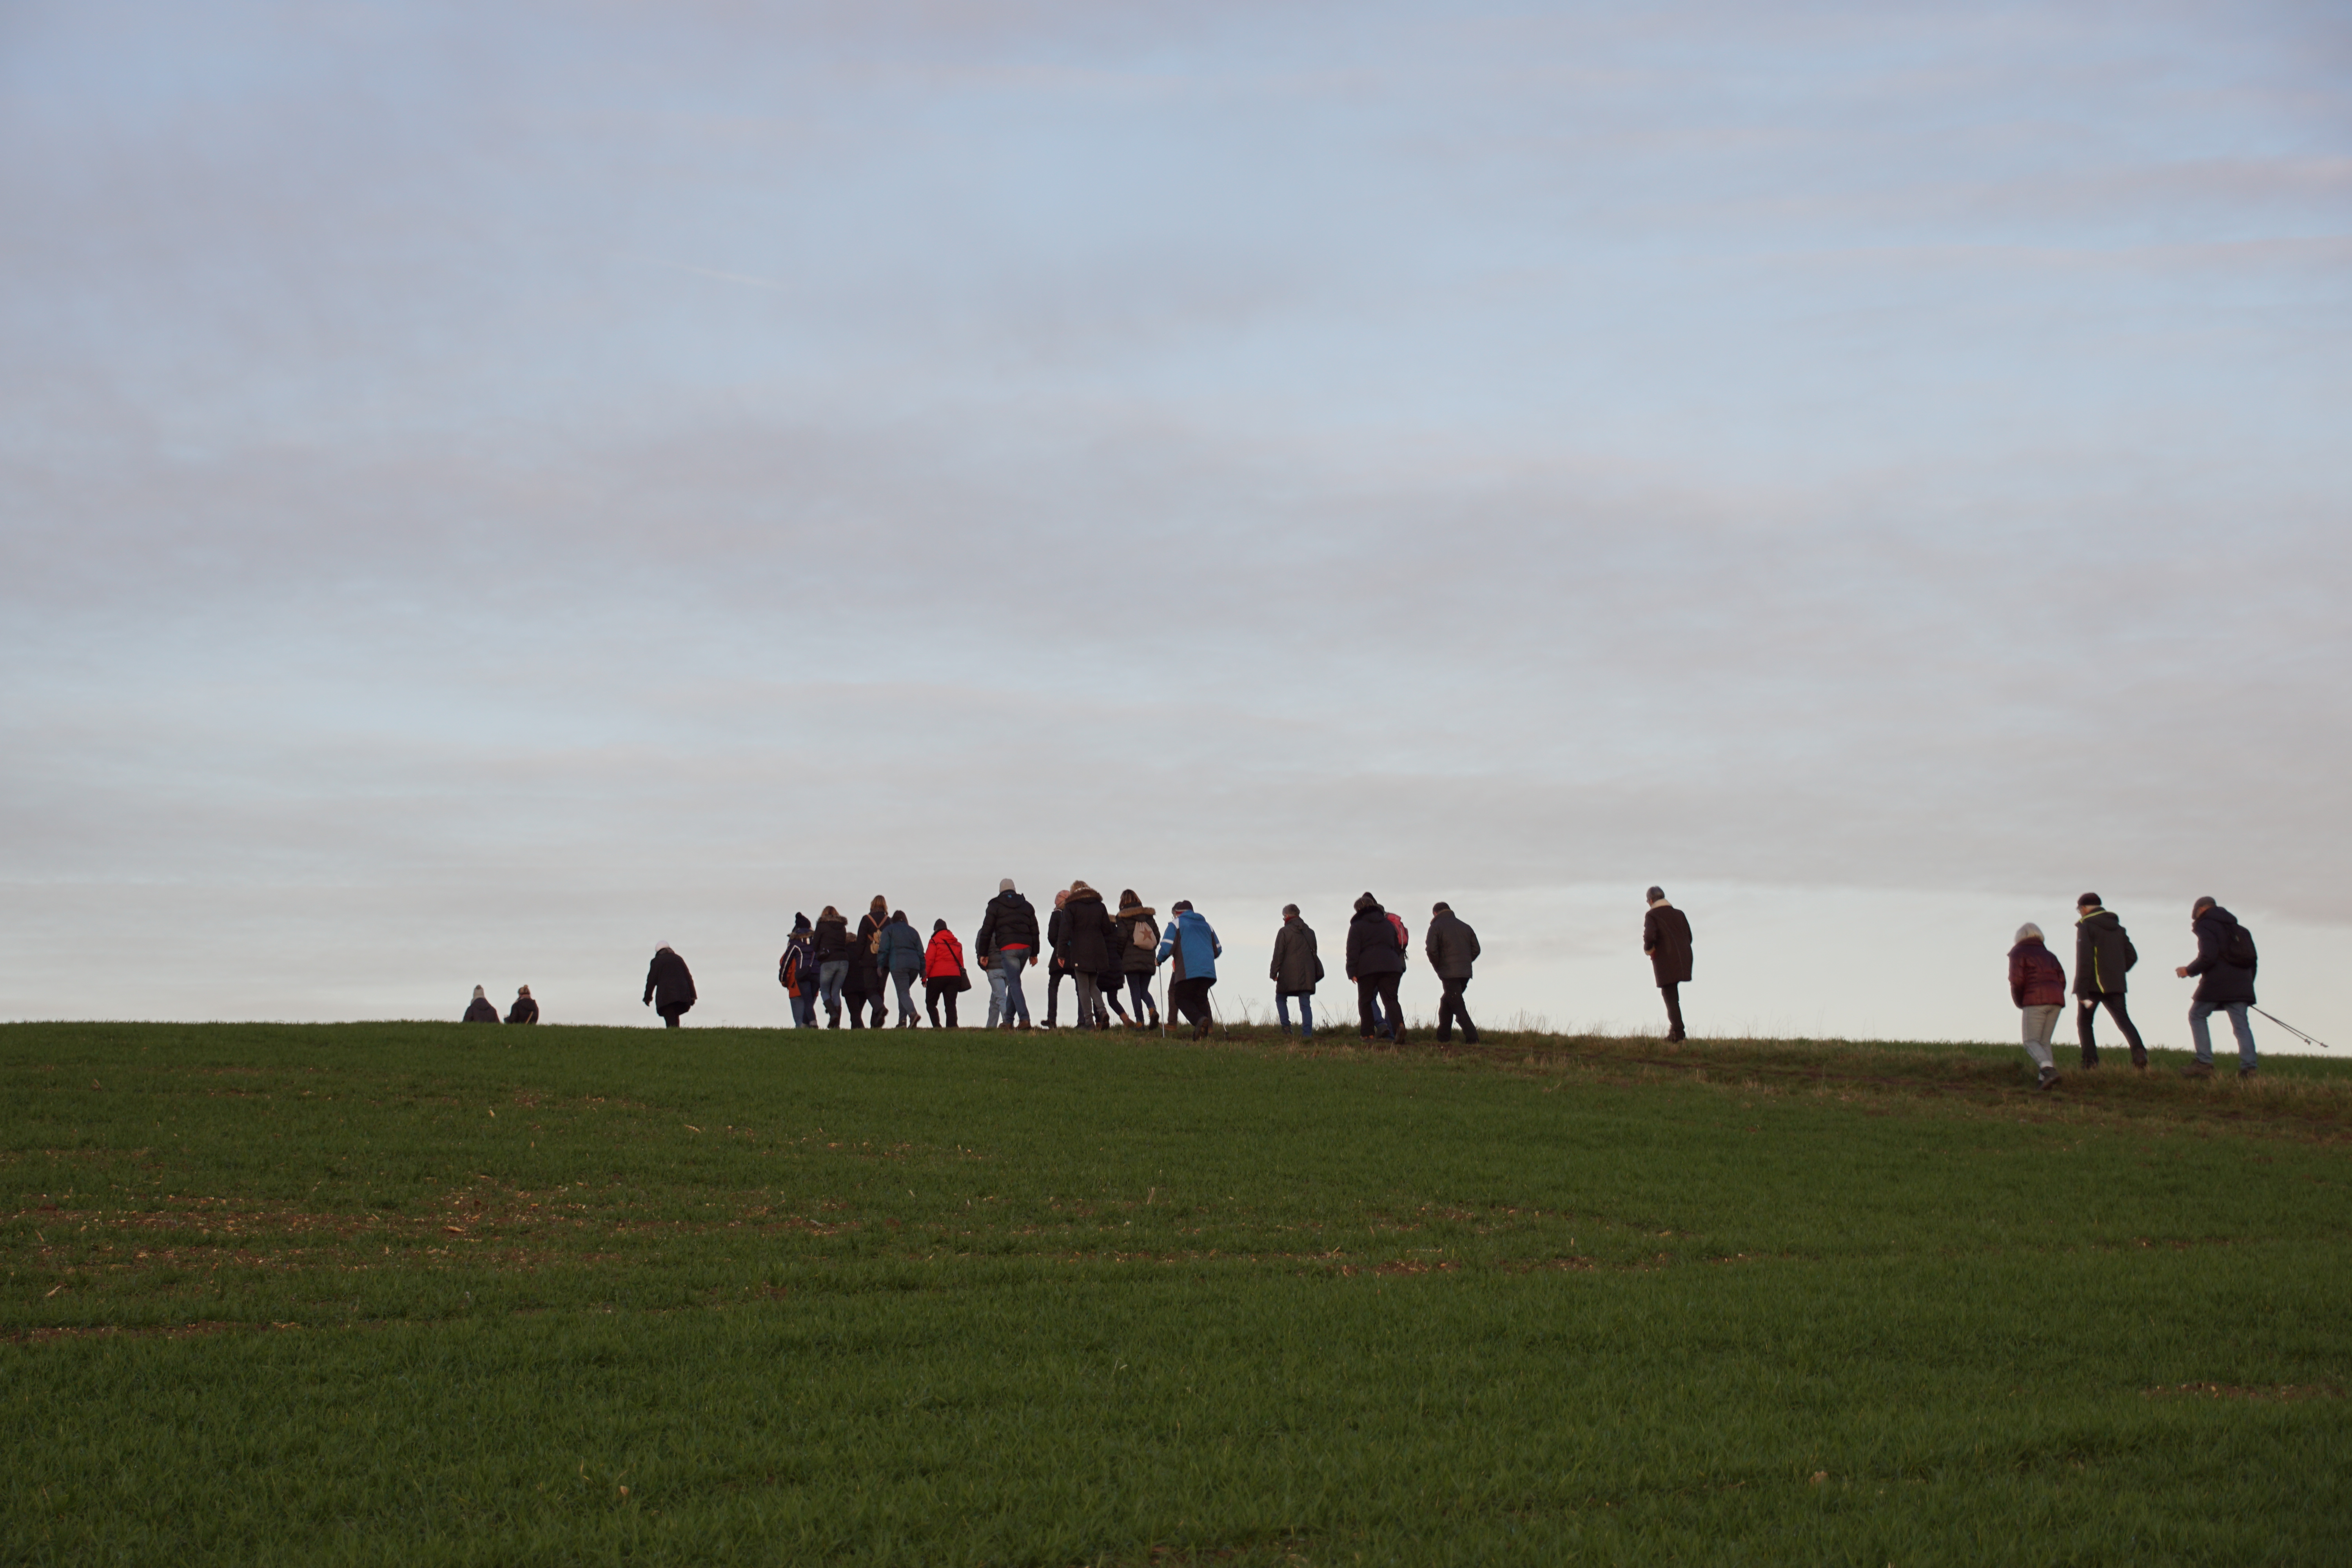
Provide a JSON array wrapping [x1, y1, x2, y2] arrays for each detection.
[[788, 991, 816, 1028], [1356, 974, 1403, 1040], [1073, 972, 1104, 1028], [2188, 1000, 2257, 1071], [989, 947, 1032, 1026], [1276, 991, 1314, 1036], [892, 968, 920, 1022], [818, 960, 848, 1020], [1126, 973, 1157, 1020], [2077, 993, 2146, 1066], [925, 979, 960, 1029], [2020, 1004, 2061, 1071], [1436, 976, 1477, 1041]]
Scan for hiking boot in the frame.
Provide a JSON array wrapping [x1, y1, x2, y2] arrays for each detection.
[[1464, 1029, 1480, 1044], [1014, 1020, 1032, 1031], [2238, 1065, 2258, 1080], [2180, 1060, 2214, 1079], [2036, 1065, 2059, 1091]]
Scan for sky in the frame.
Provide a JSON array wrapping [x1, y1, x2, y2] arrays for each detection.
[[4, 0, 2347, 1046]]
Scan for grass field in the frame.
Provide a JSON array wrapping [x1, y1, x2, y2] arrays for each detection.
[[4, 1020, 2348, 1564]]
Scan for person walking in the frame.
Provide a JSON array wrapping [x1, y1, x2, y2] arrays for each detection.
[[1425, 901, 1482, 1044], [2073, 893, 2146, 1070], [977, 878, 1040, 1029], [1043, 889, 1073, 1029], [2007, 924, 2065, 1091], [1269, 904, 1322, 1037], [1345, 893, 1406, 1042], [642, 944, 696, 1028], [923, 919, 970, 1029], [505, 985, 539, 1025], [464, 985, 499, 1024], [2175, 897, 2259, 1079], [1156, 899, 1223, 1038], [812, 906, 853, 1027], [878, 909, 927, 1027], [778, 914, 818, 1028], [1642, 887, 1694, 1042], [849, 896, 892, 1030], [1058, 882, 1118, 1030], [1116, 890, 1162, 1029]]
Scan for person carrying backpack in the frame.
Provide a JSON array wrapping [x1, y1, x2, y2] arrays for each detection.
[[1345, 893, 1406, 1042], [1155, 900, 1222, 1038], [877, 909, 927, 1027], [923, 919, 970, 1029], [1115, 891, 1161, 1029], [1269, 904, 1321, 1037], [2073, 894, 2146, 1070], [1425, 902, 1481, 1044], [778, 913, 818, 1028], [848, 896, 892, 1030], [2175, 897, 2259, 1079], [812, 906, 853, 1027], [2007, 923, 2064, 1091]]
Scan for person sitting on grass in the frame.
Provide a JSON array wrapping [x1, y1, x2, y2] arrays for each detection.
[[463, 985, 499, 1024], [1156, 900, 1222, 1039], [2006, 925, 2063, 1091], [505, 985, 539, 1025]]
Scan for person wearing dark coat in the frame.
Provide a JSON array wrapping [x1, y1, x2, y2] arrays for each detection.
[[1115, 891, 1161, 1029], [2007, 924, 2064, 1090], [779, 914, 818, 1028], [1058, 882, 1118, 1030], [1345, 893, 1406, 1042], [642, 946, 696, 1028], [812, 906, 853, 1027], [505, 985, 539, 1025], [1043, 889, 1073, 1029], [1425, 902, 1481, 1044], [2175, 897, 2258, 1078], [1270, 904, 1321, 1037], [976, 879, 1040, 1029], [1642, 887, 1693, 1042], [464, 985, 500, 1024], [2072, 895, 2145, 1069], [849, 896, 891, 1030], [877, 909, 927, 1027]]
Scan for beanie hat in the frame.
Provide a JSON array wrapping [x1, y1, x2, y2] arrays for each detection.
[[473, 985, 486, 999], [517, 984, 531, 997], [2078, 892, 2102, 909], [1645, 886, 1665, 904], [1000, 878, 1016, 893]]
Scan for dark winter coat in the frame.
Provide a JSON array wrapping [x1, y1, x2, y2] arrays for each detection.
[[877, 916, 926, 975], [977, 891, 1040, 959], [779, 927, 816, 996], [1059, 891, 1118, 973], [505, 995, 539, 1025], [2073, 910, 2137, 998], [643, 947, 696, 1016], [463, 996, 499, 1024], [812, 916, 852, 962], [1116, 904, 1159, 973], [1643, 904, 1693, 987], [2007, 941, 2066, 1008], [1270, 917, 1322, 993], [1345, 904, 1405, 980], [2184, 906, 2258, 1006], [1425, 911, 1481, 980]]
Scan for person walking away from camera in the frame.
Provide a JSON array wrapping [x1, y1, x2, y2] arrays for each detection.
[[1270, 904, 1322, 1037], [978, 878, 1040, 1029], [642, 944, 696, 1028], [1058, 881, 1118, 1030], [1044, 889, 1073, 1029], [464, 985, 499, 1024], [812, 906, 853, 1027], [2073, 893, 2145, 1069], [2007, 924, 2064, 1091], [505, 985, 538, 1025], [923, 918, 969, 1028], [1346, 893, 1406, 1042], [1426, 902, 1482, 1044], [1157, 899, 1222, 1038], [1642, 887, 1693, 1042], [1116, 891, 1162, 1028], [849, 896, 892, 1030], [778, 913, 818, 1028], [2175, 897, 2259, 1079], [878, 909, 926, 1027]]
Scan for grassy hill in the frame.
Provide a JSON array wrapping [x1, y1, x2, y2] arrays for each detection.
[[4, 1021, 2347, 1564]]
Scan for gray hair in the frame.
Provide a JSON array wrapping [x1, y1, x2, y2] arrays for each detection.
[[2014, 923, 2043, 943]]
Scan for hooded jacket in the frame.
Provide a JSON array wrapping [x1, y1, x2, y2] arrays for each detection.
[[1156, 909, 1221, 982], [1345, 902, 1405, 980], [1116, 900, 1159, 973], [1425, 910, 1481, 980], [1643, 904, 1693, 986], [877, 915, 926, 974], [2073, 909, 2137, 998], [643, 947, 696, 1016], [2007, 940, 2066, 1008], [463, 995, 500, 1024], [505, 993, 539, 1024], [1270, 916, 1322, 992], [779, 916, 816, 995], [1059, 887, 1118, 973], [978, 890, 1040, 960], [924, 925, 967, 981], [2183, 906, 2257, 1006], [812, 911, 853, 962]]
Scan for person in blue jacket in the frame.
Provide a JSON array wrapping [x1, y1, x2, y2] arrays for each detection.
[[1156, 900, 1222, 1039]]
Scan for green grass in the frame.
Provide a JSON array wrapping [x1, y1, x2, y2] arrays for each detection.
[[4, 1020, 2348, 1564]]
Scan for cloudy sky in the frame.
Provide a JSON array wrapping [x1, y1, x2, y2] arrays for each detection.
[[4, 0, 2347, 1044]]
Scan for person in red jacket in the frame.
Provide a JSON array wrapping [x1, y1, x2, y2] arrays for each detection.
[[922, 920, 970, 1029], [2007, 922, 2066, 1091]]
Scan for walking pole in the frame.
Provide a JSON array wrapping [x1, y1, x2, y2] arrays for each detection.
[[2252, 1007, 2334, 1051]]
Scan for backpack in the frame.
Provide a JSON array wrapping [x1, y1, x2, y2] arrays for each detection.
[[779, 947, 802, 992], [1386, 912, 1409, 964], [2225, 922, 2258, 968], [1131, 918, 1156, 951]]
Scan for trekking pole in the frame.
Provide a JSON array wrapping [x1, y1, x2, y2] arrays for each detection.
[[2252, 1007, 2334, 1051]]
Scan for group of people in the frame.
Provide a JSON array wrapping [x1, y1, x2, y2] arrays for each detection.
[[462, 984, 538, 1025], [2005, 893, 2263, 1089]]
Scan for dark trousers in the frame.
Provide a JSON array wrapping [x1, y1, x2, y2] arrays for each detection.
[[1170, 976, 1215, 1034], [1437, 976, 1478, 1042], [1099, 974, 1131, 1022], [1661, 982, 1685, 1041], [1357, 974, 1403, 1040], [661, 1012, 681, 1029], [2077, 993, 2145, 1066], [1047, 967, 1069, 1026], [1126, 973, 1158, 1020], [924, 979, 960, 1029]]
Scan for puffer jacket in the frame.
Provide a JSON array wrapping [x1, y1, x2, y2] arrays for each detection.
[[1060, 890, 1118, 972], [1270, 917, 1321, 993], [924, 928, 967, 980], [2073, 909, 2137, 997], [1346, 904, 1404, 980], [643, 947, 696, 1016], [877, 917, 926, 974], [1425, 911, 1481, 979], [1156, 909, 1221, 982], [978, 891, 1040, 959], [812, 916, 852, 962], [2184, 906, 2257, 1006], [1116, 903, 1159, 973], [2008, 940, 2066, 1008]]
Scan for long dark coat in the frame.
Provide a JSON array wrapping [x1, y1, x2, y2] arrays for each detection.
[[1116, 905, 1159, 973], [1643, 905, 1693, 987], [644, 947, 696, 1016], [1060, 891, 1118, 973], [1345, 905, 1404, 980], [1270, 918, 1321, 993], [2073, 910, 2136, 998], [1425, 911, 1481, 980]]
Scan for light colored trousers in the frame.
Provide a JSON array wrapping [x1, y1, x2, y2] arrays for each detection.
[[2020, 1004, 2061, 1070]]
